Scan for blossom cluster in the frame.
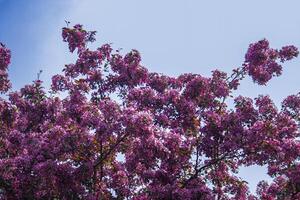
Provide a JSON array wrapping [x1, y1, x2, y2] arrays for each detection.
[[0, 24, 299, 199], [0, 43, 11, 93], [244, 39, 298, 85], [62, 24, 96, 53]]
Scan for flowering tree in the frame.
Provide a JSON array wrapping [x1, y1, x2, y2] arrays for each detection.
[[0, 24, 300, 200]]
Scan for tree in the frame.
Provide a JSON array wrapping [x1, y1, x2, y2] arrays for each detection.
[[0, 24, 299, 200]]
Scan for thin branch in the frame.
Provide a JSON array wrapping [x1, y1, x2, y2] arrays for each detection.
[[93, 132, 129, 169]]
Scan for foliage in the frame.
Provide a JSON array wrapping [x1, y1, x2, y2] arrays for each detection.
[[0, 24, 299, 199]]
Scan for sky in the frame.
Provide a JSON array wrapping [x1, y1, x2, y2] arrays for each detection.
[[1, 0, 300, 194]]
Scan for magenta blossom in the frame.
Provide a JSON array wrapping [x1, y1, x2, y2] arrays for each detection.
[[0, 24, 299, 199]]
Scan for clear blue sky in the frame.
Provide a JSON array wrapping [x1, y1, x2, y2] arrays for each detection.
[[1, 0, 299, 194]]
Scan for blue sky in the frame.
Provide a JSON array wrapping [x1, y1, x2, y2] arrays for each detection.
[[1, 0, 300, 194]]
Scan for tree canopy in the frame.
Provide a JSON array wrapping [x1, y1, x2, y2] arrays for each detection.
[[0, 24, 300, 199]]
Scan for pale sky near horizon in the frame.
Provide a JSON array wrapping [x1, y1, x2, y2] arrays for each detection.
[[1, 0, 300, 195]]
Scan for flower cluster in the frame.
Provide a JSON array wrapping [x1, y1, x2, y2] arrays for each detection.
[[282, 93, 300, 120], [62, 24, 96, 53], [0, 43, 11, 93], [0, 24, 299, 199], [244, 39, 298, 85]]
